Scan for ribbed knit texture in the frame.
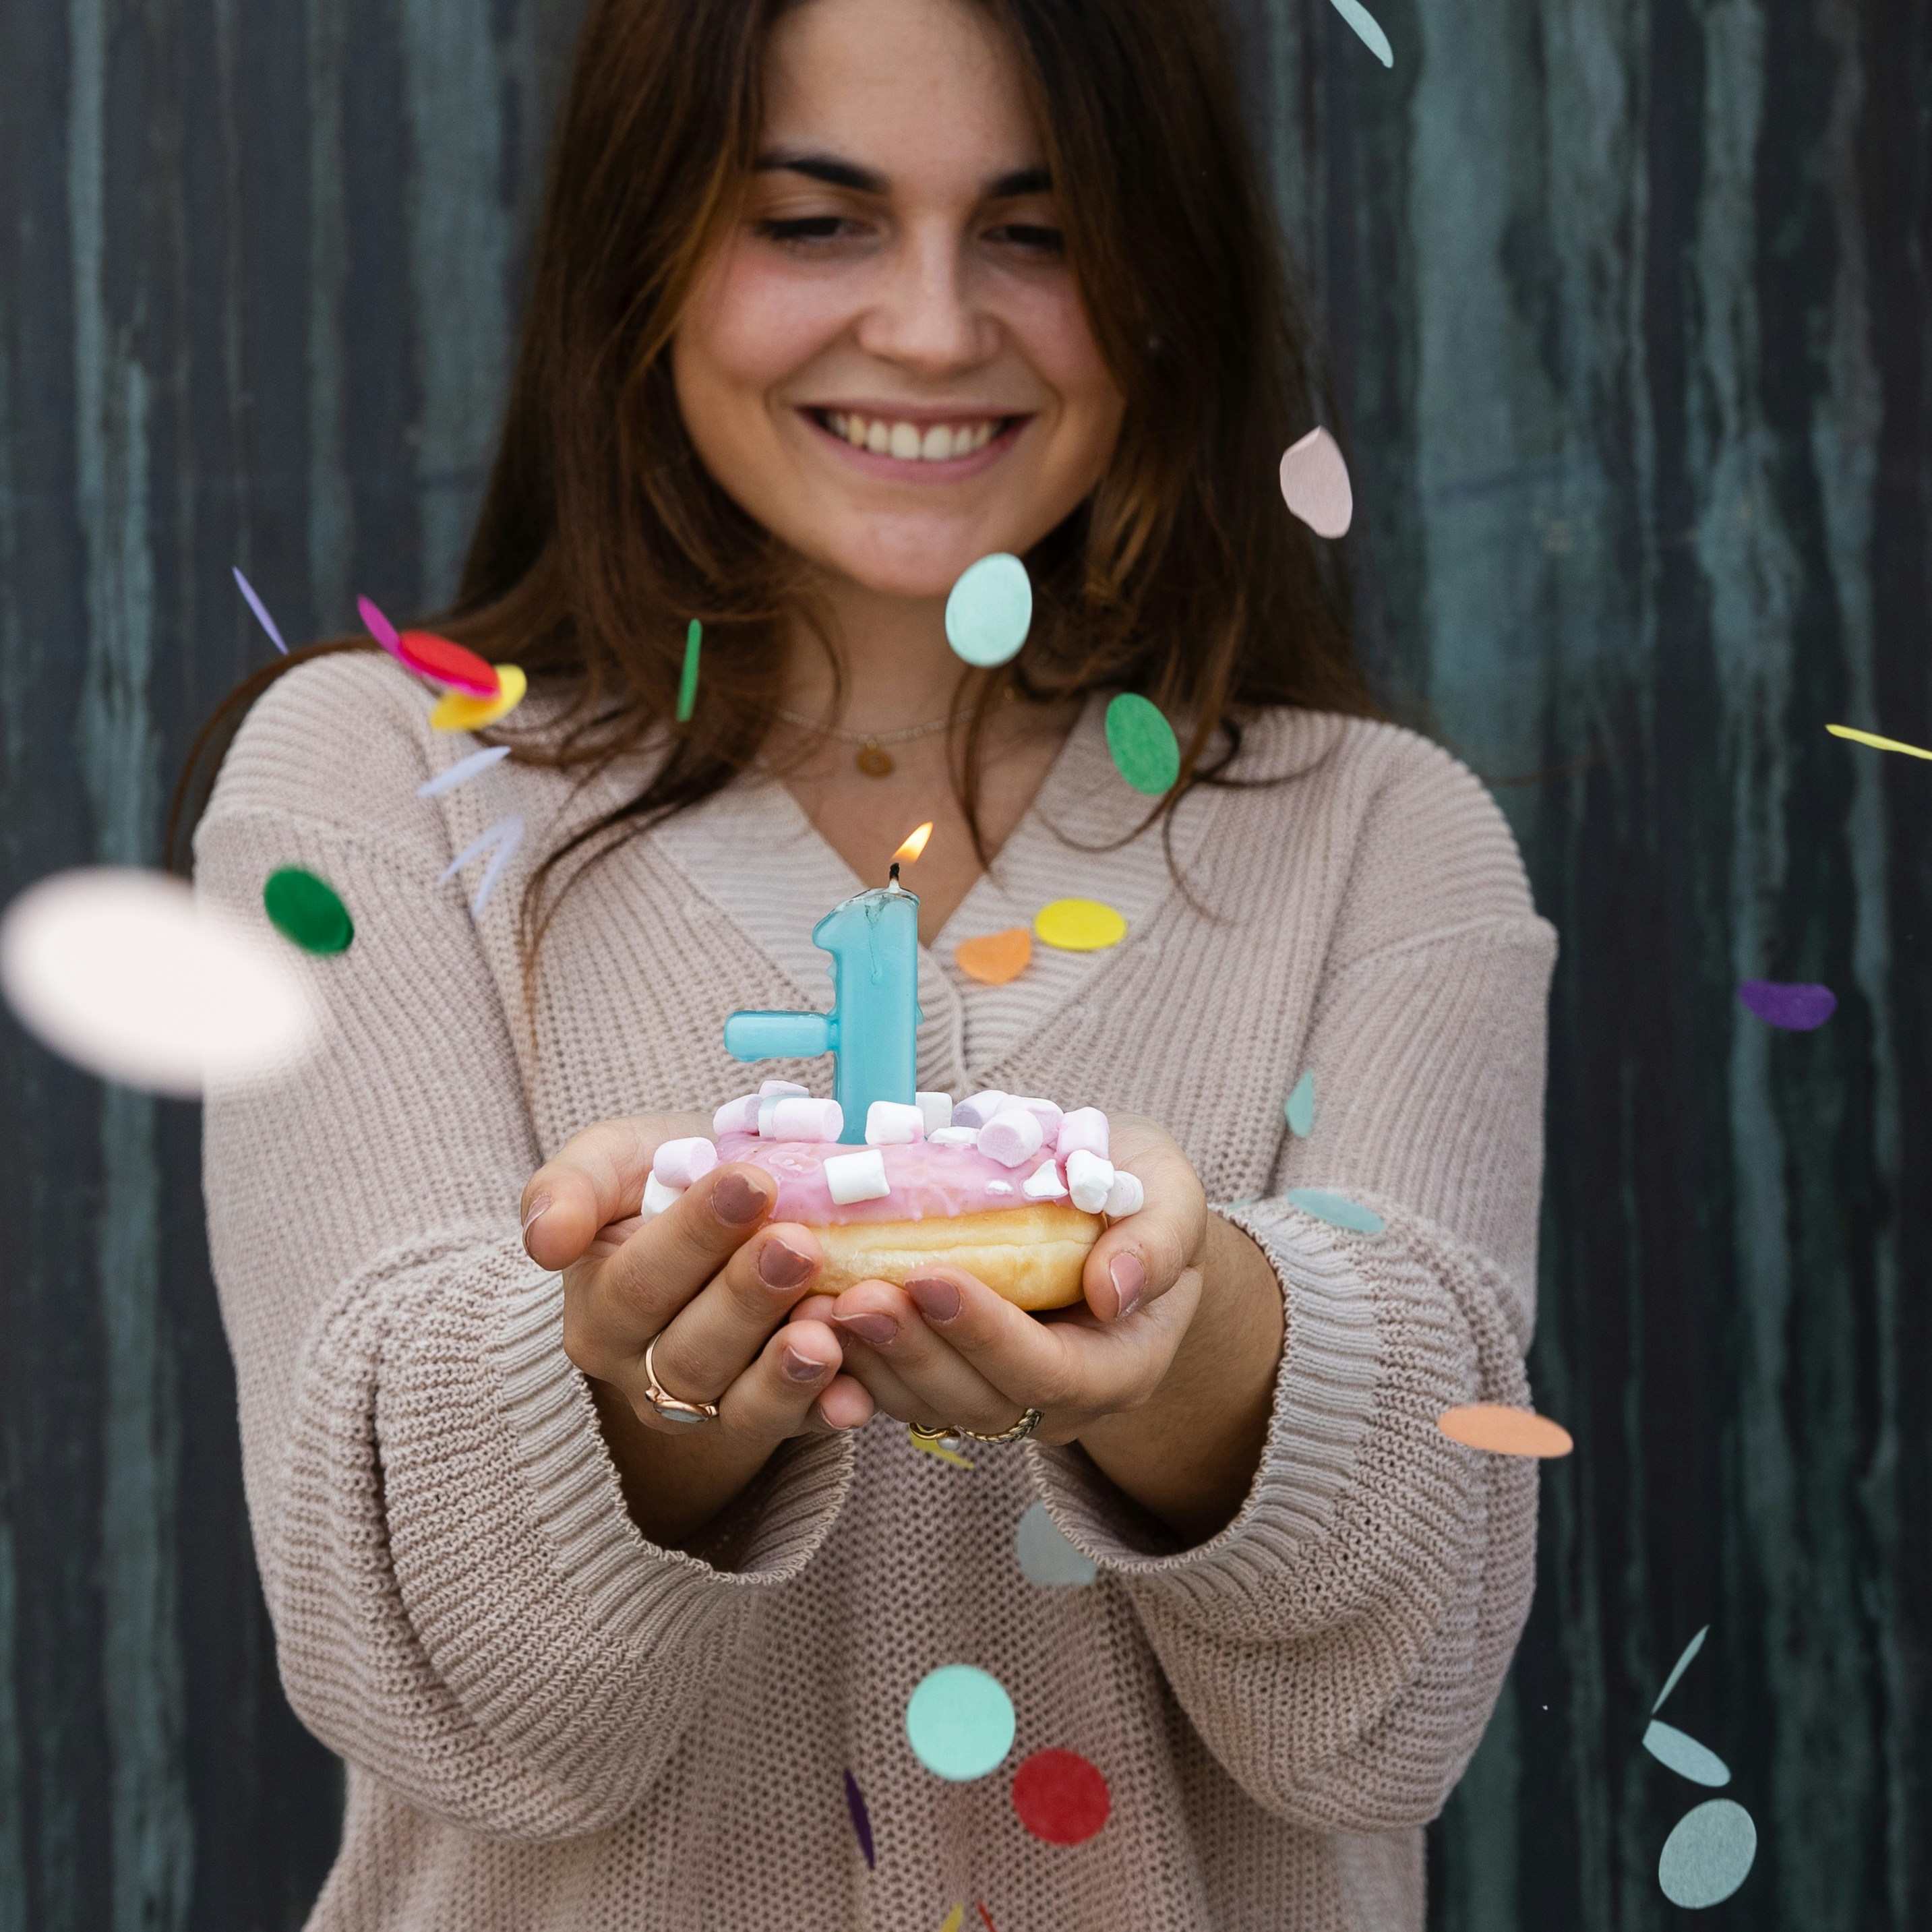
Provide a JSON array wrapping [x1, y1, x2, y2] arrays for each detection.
[[198, 653, 1555, 1932]]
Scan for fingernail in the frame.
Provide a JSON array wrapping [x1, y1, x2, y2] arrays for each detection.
[[758, 1238, 815, 1290], [520, 1195, 550, 1248], [835, 1311, 897, 1346], [1109, 1252, 1146, 1319], [906, 1276, 961, 1324], [713, 1172, 769, 1226], [781, 1344, 829, 1383]]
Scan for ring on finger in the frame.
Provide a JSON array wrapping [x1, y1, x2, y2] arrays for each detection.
[[913, 1408, 1044, 1447], [642, 1335, 720, 1426]]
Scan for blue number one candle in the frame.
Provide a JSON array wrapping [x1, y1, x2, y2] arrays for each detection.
[[723, 873, 921, 1143]]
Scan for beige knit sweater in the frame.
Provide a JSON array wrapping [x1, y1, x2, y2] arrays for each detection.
[[198, 651, 1554, 1932]]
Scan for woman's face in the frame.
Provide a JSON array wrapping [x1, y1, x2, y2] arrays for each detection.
[[673, 0, 1126, 603]]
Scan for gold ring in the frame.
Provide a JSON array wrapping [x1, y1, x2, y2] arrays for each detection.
[[919, 1408, 1044, 1447], [642, 1336, 720, 1425]]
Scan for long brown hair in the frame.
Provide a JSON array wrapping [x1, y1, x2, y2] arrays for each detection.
[[173, 0, 1372, 937]]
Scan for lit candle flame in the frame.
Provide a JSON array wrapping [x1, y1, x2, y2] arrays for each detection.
[[892, 822, 934, 866]]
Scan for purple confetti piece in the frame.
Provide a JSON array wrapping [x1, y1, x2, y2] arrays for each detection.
[[417, 745, 511, 799], [356, 594, 409, 665], [843, 1768, 876, 1869], [438, 814, 524, 919], [232, 566, 289, 654], [1737, 980, 1836, 1031]]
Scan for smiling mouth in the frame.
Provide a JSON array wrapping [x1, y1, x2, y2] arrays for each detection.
[[810, 409, 1020, 462]]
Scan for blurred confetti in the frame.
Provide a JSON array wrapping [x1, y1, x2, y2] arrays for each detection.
[[232, 566, 289, 655], [1652, 1627, 1709, 1714], [842, 1768, 875, 1869], [1286, 1186, 1383, 1236], [396, 630, 500, 696], [677, 620, 703, 723], [431, 664, 527, 733], [1825, 722, 1932, 761], [1327, 0, 1393, 64], [1737, 979, 1836, 1030], [439, 816, 525, 918], [945, 554, 1031, 667], [956, 928, 1033, 984], [1015, 1501, 1097, 1587], [1285, 1069, 1316, 1137], [418, 746, 511, 799], [1105, 694, 1180, 795], [263, 867, 355, 956]]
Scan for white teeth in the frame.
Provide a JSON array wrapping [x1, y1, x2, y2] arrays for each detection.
[[821, 413, 1004, 460]]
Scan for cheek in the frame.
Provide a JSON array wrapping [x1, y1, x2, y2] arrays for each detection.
[[1003, 282, 1124, 453], [675, 246, 848, 437]]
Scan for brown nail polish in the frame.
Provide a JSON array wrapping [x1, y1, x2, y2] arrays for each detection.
[[758, 1238, 815, 1290], [906, 1276, 961, 1323], [713, 1172, 769, 1226], [1109, 1251, 1146, 1318], [835, 1311, 897, 1346]]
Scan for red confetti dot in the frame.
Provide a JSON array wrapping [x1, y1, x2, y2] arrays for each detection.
[[397, 630, 500, 697], [1010, 1748, 1110, 1845]]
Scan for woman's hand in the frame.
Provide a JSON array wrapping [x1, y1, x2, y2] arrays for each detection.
[[810, 1116, 1284, 1542], [521, 1114, 875, 1550]]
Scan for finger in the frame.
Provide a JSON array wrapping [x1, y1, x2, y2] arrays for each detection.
[[646, 1222, 823, 1405], [712, 1320, 874, 1439], [831, 1281, 1017, 1432], [1082, 1133, 1204, 1322], [521, 1113, 705, 1270]]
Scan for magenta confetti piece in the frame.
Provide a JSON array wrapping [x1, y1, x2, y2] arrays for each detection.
[[356, 594, 408, 664], [842, 1768, 875, 1868], [232, 566, 289, 654], [1737, 980, 1836, 1031]]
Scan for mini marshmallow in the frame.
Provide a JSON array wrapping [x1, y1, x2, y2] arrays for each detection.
[[929, 1126, 979, 1147], [978, 1106, 1045, 1168], [1010, 1095, 1064, 1139], [760, 1079, 810, 1097], [823, 1147, 890, 1205], [769, 1096, 844, 1142], [916, 1091, 955, 1134], [985, 1180, 1015, 1195], [953, 1089, 1011, 1130], [1104, 1170, 1145, 1217], [1065, 1148, 1116, 1213], [713, 1094, 761, 1136], [866, 1100, 926, 1146], [653, 1136, 719, 1189], [1023, 1161, 1068, 1201], [1056, 1106, 1110, 1162], [641, 1172, 683, 1219]]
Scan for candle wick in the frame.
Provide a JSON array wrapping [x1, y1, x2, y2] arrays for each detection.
[[888, 863, 902, 888]]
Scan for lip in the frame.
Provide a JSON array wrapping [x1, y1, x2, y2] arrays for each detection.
[[799, 406, 1028, 483]]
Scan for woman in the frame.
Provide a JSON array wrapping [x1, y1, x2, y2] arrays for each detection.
[[190, 0, 1553, 1924]]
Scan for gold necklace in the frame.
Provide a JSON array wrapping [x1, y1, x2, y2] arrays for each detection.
[[773, 703, 976, 777]]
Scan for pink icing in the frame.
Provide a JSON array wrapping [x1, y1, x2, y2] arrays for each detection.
[[716, 1130, 1076, 1226]]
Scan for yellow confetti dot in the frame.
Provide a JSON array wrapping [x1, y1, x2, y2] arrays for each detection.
[[939, 1908, 965, 1932], [431, 663, 527, 733], [1033, 897, 1126, 953]]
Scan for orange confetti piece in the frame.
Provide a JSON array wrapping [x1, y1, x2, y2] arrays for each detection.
[[1437, 1403, 1573, 1458], [955, 927, 1033, 984]]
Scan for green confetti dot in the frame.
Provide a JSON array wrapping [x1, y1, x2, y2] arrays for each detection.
[[944, 554, 1031, 667], [1105, 693, 1180, 795], [263, 868, 353, 956], [1286, 1186, 1383, 1236], [905, 1664, 1015, 1781], [1285, 1068, 1317, 1137], [676, 620, 702, 724]]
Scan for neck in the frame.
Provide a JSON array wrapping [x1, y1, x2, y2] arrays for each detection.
[[780, 574, 969, 731]]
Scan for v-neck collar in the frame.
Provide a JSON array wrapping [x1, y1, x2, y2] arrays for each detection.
[[642, 694, 1225, 1085]]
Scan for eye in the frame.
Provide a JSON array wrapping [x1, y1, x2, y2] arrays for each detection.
[[754, 215, 862, 245], [987, 221, 1065, 256]]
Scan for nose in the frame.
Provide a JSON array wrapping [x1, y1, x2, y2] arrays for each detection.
[[853, 221, 997, 375]]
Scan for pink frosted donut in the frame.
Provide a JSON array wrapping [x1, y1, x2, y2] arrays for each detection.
[[715, 1130, 1099, 1310]]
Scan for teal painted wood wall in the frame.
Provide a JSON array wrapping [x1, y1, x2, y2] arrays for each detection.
[[0, 1, 1924, 1927]]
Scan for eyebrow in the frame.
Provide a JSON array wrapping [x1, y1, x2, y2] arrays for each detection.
[[753, 150, 1053, 201]]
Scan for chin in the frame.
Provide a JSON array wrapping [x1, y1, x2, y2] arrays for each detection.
[[813, 516, 1026, 601]]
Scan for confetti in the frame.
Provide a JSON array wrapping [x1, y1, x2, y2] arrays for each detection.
[[1737, 979, 1836, 1030], [357, 594, 408, 665], [842, 1768, 875, 1868], [1436, 1404, 1574, 1458], [1105, 694, 1180, 795], [945, 553, 1031, 667], [1286, 1186, 1384, 1236], [938, 1909, 964, 1932], [1033, 898, 1127, 953], [905, 1665, 1015, 1782], [439, 816, 525, 918], [1825, 722, 1932, 761], [232, 566, 289, 654], [431, 663, 527, 733], [677, 620, 702, 724], [1658, 1799, 1757, 1908], [0, 869, 318, 1098], [1284, 1068, 1316, 1137], [1011, 1748, 1111, 1846], [1327, 0, 1393, 65], [1643, 1721, 1731, 1788], [1278, 425, 1356, 536], [956, 928, 1033, 984], [396, 630, 500, 697], [1652, 1627, 1709, 1714], [262, 868, 355, 956], [417, 746, 511, 799], [976, 1904, 998, 1932], [909, 1429, 975, 1470], [1015, 1501, 1098, 1587]]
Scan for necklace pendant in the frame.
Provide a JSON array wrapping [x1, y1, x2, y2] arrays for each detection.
[[856, 742, 895, 778]]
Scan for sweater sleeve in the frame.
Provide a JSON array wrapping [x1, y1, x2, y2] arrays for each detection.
[[197, 657, 855, 1840], [1027, 746, 1555, 1833]]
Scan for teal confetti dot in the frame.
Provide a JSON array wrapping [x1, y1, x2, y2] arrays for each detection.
[[1652, 1625, 1709, 1714], [1642, 1721, 1731, 1788], [905, 1665, 1015, 1781], [1658, 1799, 1757, 1908], [1328, 0, 1393, 65], [1015, 1502, 1097, 1588], [1284, 1069, 1317, 1138], [1286, 1186, 1383, 1236], [944, 554, 1031, 667], [1104, 693, 1180, 795], [263, 868, 353, 956]]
